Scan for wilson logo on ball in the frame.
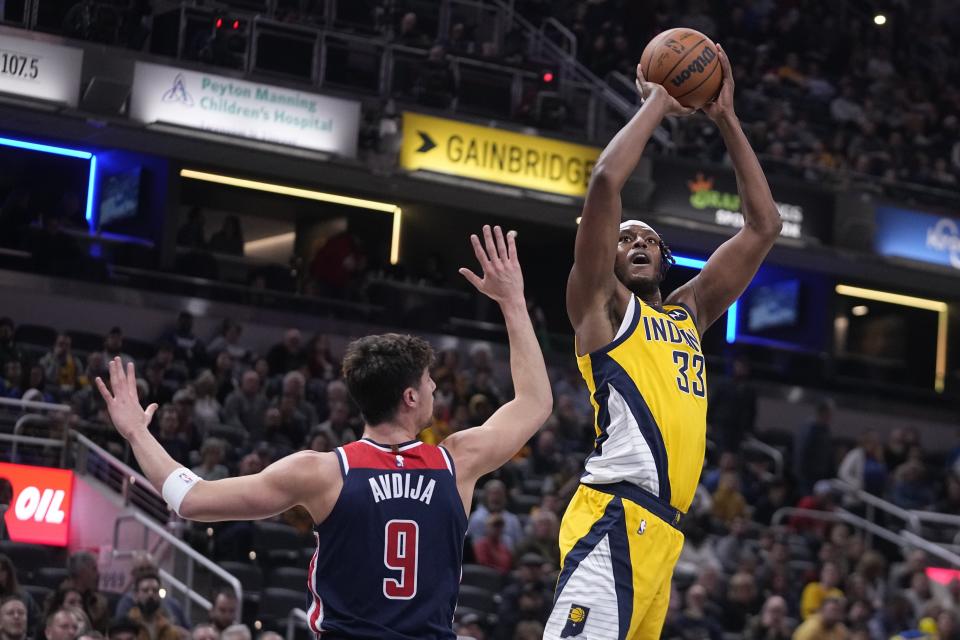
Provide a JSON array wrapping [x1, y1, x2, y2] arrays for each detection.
[[671, 47, 717, 87]]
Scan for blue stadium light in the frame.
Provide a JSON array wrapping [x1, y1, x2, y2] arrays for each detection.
[[0, 135, 98, 229], [672, 253, 739, 344]]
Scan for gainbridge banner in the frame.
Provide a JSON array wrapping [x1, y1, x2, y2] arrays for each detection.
[[399, 112, 601, 197]]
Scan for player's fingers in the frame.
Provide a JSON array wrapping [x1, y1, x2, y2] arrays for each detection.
[[506, 230, 518, 262], [108, 358, 121, 398], [469, 234, 492, 269], [94, 377, 112, 402], [635, 63, 646, 84], [126, 362, 138, 399], [493, 226, 508, 261], [717, 43, 733, 83], [482, 225, 501, 266], [458, 267, 483, 290], [144, 403, 159, 422]]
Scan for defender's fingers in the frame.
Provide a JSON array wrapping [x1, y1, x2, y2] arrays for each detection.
[[95, 377, 112, 402], [458, 267, 483, 290], [469, 234, 491, 268], [493, 226, 508, 261], [506, 230, 518, 261], [482, 225, 501, 266]]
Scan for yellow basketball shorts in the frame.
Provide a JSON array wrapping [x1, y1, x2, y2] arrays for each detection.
[[544, 483, 685, 640]]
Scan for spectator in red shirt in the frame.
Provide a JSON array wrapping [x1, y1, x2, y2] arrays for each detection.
[[789, 480, 838, 538], [473, 513, 513, 576]]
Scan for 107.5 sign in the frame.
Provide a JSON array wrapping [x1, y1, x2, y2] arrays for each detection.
[[0, 50, 40, 79]]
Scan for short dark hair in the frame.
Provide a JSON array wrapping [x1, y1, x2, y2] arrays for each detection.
[[134, 573, 160, 590], [342, 334, 434, 425]]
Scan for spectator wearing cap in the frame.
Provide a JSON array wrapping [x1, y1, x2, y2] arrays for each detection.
[[800, 562, 845, 620], [793, 597, 848, 640], [223, 370, 268, 436], [44, 609, 79, 640], [106, 618, 146, 640], [467, 479, 524, 552], [40, 333, 85, 395], [0, 595, 28, 640], [473, 513, 513, 576], [126, 574, 182, 640], [102, 328, 134, 369], [794, 400, 836, 495], [0, 318, 23, 371]]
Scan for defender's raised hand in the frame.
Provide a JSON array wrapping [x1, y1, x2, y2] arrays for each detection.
[[459, 225, 524, 305], [95, 358, 158, 441]]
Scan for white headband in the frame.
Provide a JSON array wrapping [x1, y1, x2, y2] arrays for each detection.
[[619, 219, 657, 234]]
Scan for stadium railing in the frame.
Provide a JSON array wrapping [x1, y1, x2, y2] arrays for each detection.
[[828, 479, 923, 537], [772, 507, 960, 569]]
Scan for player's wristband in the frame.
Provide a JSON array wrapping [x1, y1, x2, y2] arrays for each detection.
[[161, 467, 201, 516]]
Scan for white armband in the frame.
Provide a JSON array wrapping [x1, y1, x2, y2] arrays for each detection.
[[162, 467, 201, 516]]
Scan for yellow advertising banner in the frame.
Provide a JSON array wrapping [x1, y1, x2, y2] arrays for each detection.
[[399, 112, 601, 197]]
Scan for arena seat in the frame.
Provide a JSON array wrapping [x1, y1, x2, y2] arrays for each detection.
[[14, 324, 57, 348], [32, 567, 69, 590], [456, 585, 498, 615], [0, 541, 55, 582], [219, 561, 264, 603], [252, 522, 304, 566], [266, 567, 308, 591], [206, 424, 249, 450], [258, 587, 306, 629], [22, 585, 52, 607], [460, 564, 503, 593]]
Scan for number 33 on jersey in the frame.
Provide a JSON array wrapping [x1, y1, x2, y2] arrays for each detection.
[[576, 296, 707, 514]]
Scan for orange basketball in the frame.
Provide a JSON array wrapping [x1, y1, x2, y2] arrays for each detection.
[[639, 27, 722, 109]]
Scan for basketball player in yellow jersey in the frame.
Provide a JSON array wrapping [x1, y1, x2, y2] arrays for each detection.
[[544, 46, 783, 639]]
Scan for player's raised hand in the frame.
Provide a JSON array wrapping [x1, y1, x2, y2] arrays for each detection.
[[636, 63, 695, 117], [95, 358, 158, 441], [702, 43, 736, 122], [459, 225, 524, 305]]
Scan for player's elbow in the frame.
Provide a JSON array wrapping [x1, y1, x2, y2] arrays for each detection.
[[587, 164, 619, 194], [528, 390, 555, 425], [748, 212, 782, 241]]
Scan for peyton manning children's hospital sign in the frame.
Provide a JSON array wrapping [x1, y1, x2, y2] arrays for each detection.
[[130, 62, 360, 157]]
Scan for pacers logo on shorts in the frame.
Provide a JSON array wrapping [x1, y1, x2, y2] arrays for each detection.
[[561, 604, 590, 637]]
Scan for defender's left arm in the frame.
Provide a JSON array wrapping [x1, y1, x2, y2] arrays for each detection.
[[667, 44, 782, 334]]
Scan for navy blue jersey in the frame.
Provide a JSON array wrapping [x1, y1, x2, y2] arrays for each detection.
[[307, 438, 467, 639]]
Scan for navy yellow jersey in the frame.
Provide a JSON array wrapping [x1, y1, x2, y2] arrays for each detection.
[[576, 295, 707, 513], [307, 438, 466, 639]]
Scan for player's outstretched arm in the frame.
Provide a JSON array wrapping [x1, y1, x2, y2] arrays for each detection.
[[567, 67, 693, 333], [96, 359, 339, 522], [668, 45, 782, 334], [443, 225, 552, 484]]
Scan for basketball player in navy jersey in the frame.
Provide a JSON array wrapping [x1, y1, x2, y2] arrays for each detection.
[[96, 225, 552, 640]]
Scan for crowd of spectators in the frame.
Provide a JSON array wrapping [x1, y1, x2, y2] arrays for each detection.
[[516, 0, 960, 198], [3, 307, 960, 640]]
